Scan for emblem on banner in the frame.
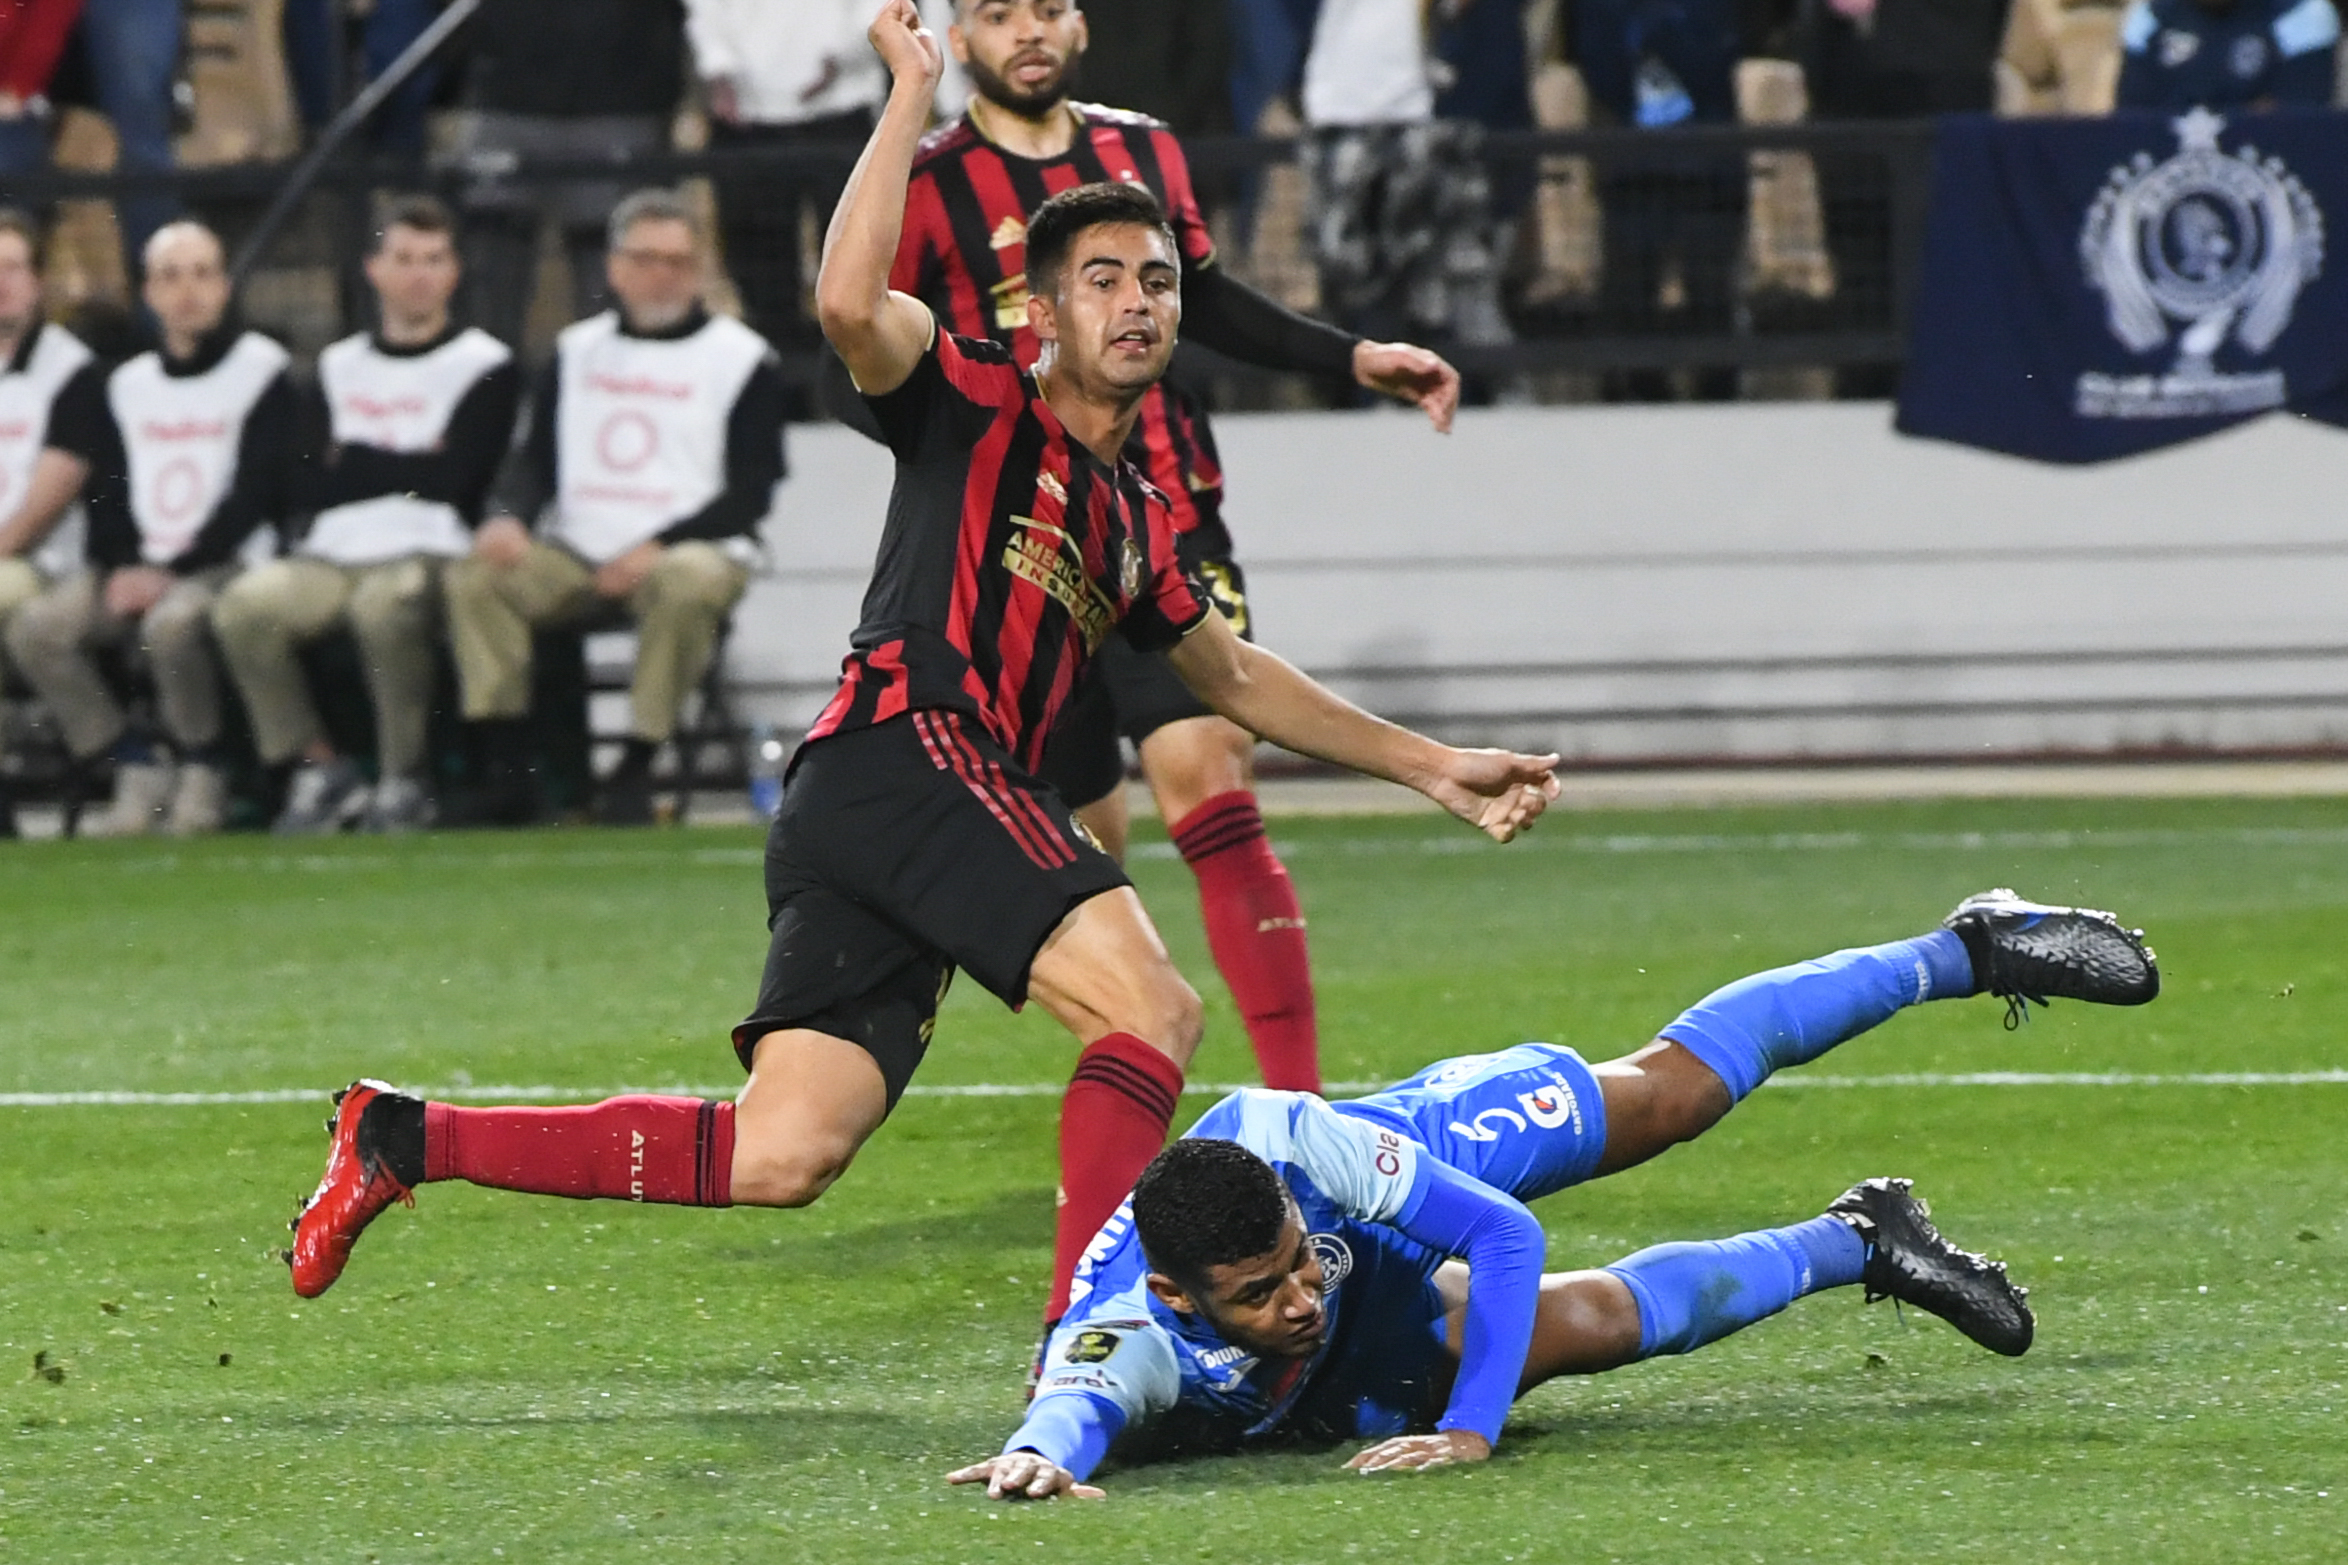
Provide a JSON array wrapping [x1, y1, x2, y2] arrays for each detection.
[[2075, 108, 2324, 419]]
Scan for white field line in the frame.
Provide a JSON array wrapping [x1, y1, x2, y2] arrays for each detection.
[[21, 822, 2348, 881], [3, 1071, 2344, 1108]]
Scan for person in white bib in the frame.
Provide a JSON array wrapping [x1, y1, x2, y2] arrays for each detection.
[[212, 197, 522, 836], [0, 208, 96, 838], [445, 187, 785, 827], [4, 221, 298, 837]]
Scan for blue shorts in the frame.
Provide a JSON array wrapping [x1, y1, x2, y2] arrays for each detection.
[[1334, 1043, 1610, 1209]]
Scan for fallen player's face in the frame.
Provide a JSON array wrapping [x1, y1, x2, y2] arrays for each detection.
[[1046, 224, 1179, 395], [1191, 1214, 1329, 1359]]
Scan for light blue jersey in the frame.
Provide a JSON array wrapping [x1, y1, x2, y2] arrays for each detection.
[[1016, 1043, 1607, 1474]]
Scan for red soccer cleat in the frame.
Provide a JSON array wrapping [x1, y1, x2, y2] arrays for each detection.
[[287, 1079, 417, 1298]]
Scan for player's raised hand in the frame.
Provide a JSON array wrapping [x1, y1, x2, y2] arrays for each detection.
[[1345, 1429, 1494, 1474], [1352, 341, 1462, 433], [868, 0, 943, 90], [946, 1452, 1106, 1502], [1425, 748, 1562, 843]]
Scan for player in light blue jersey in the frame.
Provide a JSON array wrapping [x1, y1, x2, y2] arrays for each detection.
[[950, 890, 2158, 1499]]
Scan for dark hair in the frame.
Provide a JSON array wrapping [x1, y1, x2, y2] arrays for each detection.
[[1021, 181, 1177, 302], [1132, 1138, 1289, 1288], [0, 207, 44, 270], [372, 194, 457, 253]]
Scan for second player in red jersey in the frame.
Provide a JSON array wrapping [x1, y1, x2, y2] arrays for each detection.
[[886, 0, 1466, 1117]]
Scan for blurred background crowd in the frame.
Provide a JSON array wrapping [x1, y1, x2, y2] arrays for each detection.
[[2, 0, 2339, 412]]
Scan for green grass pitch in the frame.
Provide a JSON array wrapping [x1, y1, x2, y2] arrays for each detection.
[[2, 795, 2342, 1562]]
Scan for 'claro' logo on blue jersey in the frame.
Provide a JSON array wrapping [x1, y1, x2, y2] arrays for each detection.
[[1447, 1071, 1583, 1143]]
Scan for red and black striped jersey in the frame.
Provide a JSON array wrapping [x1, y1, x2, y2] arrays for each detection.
[[891, 104, 1230, 555], [805, 328, 1210, 773]]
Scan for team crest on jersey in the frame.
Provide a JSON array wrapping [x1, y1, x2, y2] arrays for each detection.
[[990, 215, 1027, 251], [1064, 1330, 1122, 1364], [990, 275, 1032, 331], [2076, 108, 2324, 420], [1118, 537, 1145, 600], [1307, 1233, 1353, 1292]]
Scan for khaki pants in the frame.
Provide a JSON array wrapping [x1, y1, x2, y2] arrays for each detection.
[[212, 555, 443, 777], [3, 568, 233, 759], [443, 539, 749, 744], [0, 556, 41, 639]]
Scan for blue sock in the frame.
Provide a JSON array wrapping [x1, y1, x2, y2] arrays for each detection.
[[1662, 932, 1976, 1103], [1605, 1216, 1868, 1358]]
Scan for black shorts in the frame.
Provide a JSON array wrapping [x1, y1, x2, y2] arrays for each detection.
[[733, 711, 1131, 1105], [1038, 551, 1254, 810]]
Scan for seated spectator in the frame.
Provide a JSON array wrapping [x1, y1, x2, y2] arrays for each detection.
[[4, 220, 297, 836], [0, 205, 95, 839], [1577, 0, 1745, 400], [1800, 0, 2008, 398], [0, 0, 183, 283], [0, 0, 82, 148], [2115, 0, 2339, 109], [445, 189, 783, 828], [445, 0, 688, 350], [684, 0, 879, 397], [1073, 0, 1234, 134], [212, 198, 521, 836], [1301, 0, 1515, 355], [1803, 0, 2010, 117], [281, 0, 442, 156]]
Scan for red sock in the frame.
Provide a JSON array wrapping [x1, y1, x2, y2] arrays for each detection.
[[1049, 1033, 1184, 1319], [423, 1096, 734, 1206], [1170, 791, 1321, 1094]]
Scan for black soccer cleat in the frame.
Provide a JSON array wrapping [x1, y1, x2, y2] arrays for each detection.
[[1827, 1177, 2034, 1357], [1942, 888, 2159, 1028]]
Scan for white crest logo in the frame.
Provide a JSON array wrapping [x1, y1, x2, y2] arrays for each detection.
[[1307, 1232, 1353, 1292], [2076, 109, 2324, 420]]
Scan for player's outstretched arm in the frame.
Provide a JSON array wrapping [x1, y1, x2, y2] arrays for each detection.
[[814, 0, 943, 397], [1167, 614, 1560, 843], [945, 1451, 1106, 1502], [1178, 265, 1461, 432]]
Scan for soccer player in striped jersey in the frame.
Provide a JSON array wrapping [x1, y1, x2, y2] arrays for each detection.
[[884, 0, 1467, 1106], [953, 891, 2160, 1498], [286, 3, 1557, 1320]]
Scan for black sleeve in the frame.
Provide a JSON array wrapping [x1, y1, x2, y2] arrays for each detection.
[[42, 360, 111, 460], [69, 379, 140, 572], [820, 347, 890, 446], [283, 374, 333, 535], [486, 356, 560, 524], [1180, 260, 1360, 377], [659, 355, 789, 546], [320, 360, 525, 526], [171, 371, 299, 574]]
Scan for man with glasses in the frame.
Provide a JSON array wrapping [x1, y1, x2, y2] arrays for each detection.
[[443, 188, 787, 826]]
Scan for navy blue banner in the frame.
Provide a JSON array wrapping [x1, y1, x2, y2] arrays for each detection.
[[1897, 108, 2348, 463]]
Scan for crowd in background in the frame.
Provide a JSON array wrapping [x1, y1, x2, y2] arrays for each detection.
[[0, 0, 2341, 838], [0, 0, 2338, 396]]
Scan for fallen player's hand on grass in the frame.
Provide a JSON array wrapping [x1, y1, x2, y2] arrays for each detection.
[[1346, 1429, 1493, 1474], [1426, 748, 1562, 843], [946, 1451, 1105, 1501]]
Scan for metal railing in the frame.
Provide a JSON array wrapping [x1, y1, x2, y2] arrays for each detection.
[[4, 118, 1940, 403]]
